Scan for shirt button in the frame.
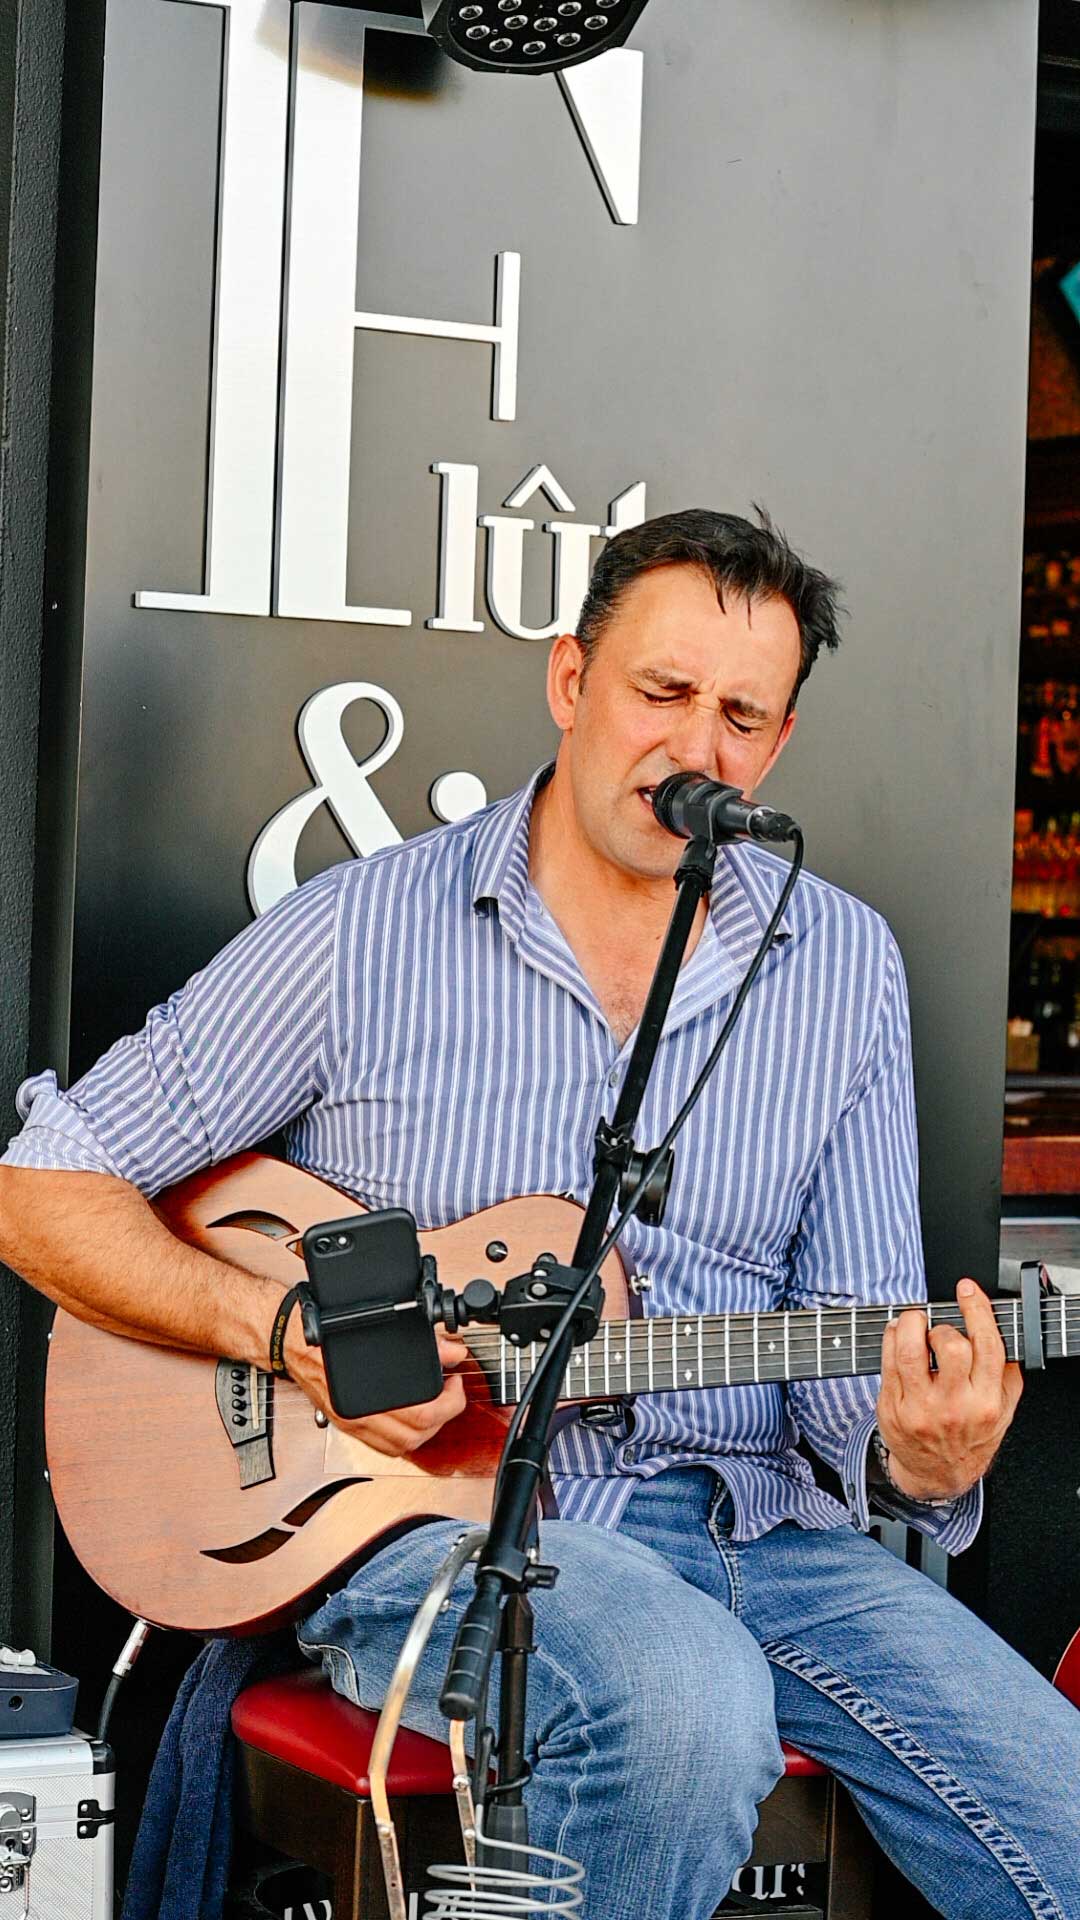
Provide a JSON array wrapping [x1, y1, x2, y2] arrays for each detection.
[[607, 1067, 619, 1087]]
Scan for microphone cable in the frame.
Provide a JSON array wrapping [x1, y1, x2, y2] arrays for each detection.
[[493, 828, 805, 1503]]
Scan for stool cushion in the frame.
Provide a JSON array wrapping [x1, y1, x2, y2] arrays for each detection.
[[232, 1669, 456, 1797], [232, 1670, 827, 1795], [1054, 1627, 1080, 1709]]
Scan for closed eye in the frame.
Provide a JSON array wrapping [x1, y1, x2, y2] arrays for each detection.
[[640, 689, 760, 735]]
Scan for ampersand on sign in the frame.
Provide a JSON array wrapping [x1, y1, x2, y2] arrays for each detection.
[[246, 681, 487, 915]]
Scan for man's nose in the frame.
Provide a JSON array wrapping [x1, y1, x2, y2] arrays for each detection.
[[668, 700, 723, 777]]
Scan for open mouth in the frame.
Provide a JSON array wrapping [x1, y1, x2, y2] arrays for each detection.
[[638, 785, 658, 813]]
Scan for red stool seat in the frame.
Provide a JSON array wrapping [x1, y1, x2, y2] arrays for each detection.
[[1053, 1627, 1080, 1709], [232, 1669, 456, 1797], [231, 1668, 825, 1793]]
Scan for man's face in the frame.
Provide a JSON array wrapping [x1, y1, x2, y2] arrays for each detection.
[[547, 563, 801, 882]]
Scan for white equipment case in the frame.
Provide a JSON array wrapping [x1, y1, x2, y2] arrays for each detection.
[[0, 1730, 113, 1918]]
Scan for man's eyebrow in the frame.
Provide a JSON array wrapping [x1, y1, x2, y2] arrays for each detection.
[[724, 694, 771, 721], [638, 668, 695, 690]]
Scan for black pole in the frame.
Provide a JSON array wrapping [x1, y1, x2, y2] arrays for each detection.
[[571, 836, 717, 1273], [441, 837, 720, 1849]]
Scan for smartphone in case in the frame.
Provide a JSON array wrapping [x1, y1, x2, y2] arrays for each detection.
[[301, 1209, 444, 1419]]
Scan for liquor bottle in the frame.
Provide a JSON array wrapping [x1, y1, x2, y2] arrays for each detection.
[[1012, 809, 1035, 913]]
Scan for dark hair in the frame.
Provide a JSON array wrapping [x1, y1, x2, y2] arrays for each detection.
[[576, 506, 844, 710]]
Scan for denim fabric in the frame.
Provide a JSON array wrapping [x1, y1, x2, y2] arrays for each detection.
[[299, 1469, 1080, 1920]]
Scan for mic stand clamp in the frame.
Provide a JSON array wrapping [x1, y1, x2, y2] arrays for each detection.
[[594, 1117, 674, 1226]]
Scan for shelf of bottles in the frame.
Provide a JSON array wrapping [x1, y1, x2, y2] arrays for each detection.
[[1010, 547, 1080, 1078]]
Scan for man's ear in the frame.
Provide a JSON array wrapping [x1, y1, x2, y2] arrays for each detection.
[[547, 633, 585, 732], [757, 706, 797, 786]]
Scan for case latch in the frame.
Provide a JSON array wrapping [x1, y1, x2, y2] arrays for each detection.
[[0, 1792, 35, 1893]]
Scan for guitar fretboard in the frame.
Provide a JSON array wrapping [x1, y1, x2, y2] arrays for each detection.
[[463, 1295, 1080, 1407]]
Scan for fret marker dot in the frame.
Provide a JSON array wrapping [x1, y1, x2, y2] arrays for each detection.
[[614, 1352, 622, 1362], [832, 1336, 842, 1348], [684, 1325, 692, 1336], [684, 1370, 693, 1381], [768, 1341, 776, 1353]]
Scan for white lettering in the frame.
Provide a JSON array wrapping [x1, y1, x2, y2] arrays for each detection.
[[275, 5, 521, 623], [479, 470, 644, 639], [136, 0, 289, 616], [427, 463, 484, 634], [557, 49, 644, 226], [247, 680, 487, 912], [135, 11, 649, 627], [604, 479, 648, 537]]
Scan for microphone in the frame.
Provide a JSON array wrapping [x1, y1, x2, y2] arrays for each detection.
[[652, 773, 799, 844]]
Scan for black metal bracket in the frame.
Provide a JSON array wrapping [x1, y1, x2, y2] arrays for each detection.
[[76, 1798, 114, 1840], [497, 1262, 604, 1348]]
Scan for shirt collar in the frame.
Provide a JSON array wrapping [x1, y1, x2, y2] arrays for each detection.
[[470, 762, 794, 981], [469, 762, 554, 941]]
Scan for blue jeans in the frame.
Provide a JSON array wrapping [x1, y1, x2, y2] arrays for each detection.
[[299, 1468, 1080, 1919]]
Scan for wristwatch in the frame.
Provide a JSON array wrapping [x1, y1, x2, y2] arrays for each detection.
[[870, 1429, 956, 1508]]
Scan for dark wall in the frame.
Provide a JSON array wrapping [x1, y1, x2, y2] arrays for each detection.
[[0, 0, 65, 1651], [68, 0, 1037, 1303]]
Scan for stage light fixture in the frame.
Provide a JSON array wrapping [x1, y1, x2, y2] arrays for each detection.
[[415, 0, 652, 73]]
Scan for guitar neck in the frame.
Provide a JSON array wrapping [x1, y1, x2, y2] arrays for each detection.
[[467, 1295, 1080, 1407]]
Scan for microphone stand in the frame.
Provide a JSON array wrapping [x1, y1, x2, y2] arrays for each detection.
[[439, 834, 719, 1862]]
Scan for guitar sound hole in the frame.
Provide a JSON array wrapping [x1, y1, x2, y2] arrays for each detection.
[[202, 1527, 295, 1564], [208, 1210, 297, 1240], [283, 1479, 370, 1527]]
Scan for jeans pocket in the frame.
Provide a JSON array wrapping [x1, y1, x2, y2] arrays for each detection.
[[706, 1479, 743, 1615], [708, 1478, 735, 1539]]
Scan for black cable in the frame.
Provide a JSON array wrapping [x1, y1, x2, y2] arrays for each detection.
[[96, 1618, 152, 1744], [96, 1673, 123, 1745], [493, 830, 804, 1503]]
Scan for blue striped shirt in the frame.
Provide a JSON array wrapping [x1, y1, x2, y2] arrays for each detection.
[[4, 769, 980, 1551]]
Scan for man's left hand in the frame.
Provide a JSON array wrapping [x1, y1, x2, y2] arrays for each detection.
[[875, 1279, 1024, 1502]]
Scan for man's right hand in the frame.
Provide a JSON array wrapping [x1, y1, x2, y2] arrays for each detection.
[[283, 1318, 470, 1457]]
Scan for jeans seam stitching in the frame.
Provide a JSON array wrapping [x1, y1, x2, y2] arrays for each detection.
[[531, 1639, 597, 1867], [706, 1491, 744, 1617], [296, 1631, 363, 1707], [761, 1636, 1067, 1920]]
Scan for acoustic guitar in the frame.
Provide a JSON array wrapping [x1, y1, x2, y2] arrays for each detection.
[[44, 1152, 1076, 1635]]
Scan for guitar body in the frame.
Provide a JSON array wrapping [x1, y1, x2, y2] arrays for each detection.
[[44, 1154, 630, 1635]]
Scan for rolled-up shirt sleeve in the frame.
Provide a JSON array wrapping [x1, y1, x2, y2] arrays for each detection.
[[785, 934, 983, 1555], [2, 870, 342, 1197]]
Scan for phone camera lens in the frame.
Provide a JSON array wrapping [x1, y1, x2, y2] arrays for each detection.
[[315, 1235, 332, 1253]]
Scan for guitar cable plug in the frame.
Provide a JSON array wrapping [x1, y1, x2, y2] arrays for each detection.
[[97, 1617, 152, 1743]]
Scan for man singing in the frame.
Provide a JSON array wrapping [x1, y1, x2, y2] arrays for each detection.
[[2, 509, 1078, 1918]]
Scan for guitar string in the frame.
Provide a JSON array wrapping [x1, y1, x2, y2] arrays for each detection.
[[458, 1304, 1080, 1362], [459, 1301, 1080, 1341], [249, 1305, 1079, 1419], [253, 1305, 1080, 1376]]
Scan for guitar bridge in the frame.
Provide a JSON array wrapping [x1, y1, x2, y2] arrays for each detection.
[[215, 1360, 274, 1488]]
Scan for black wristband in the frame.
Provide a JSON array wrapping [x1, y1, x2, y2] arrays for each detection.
[[269, 1285, 303, 1378], [870, 1429, 956, 1508]]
